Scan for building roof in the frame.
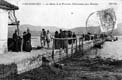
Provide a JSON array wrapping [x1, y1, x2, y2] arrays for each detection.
[[0, 0, 19, 10]]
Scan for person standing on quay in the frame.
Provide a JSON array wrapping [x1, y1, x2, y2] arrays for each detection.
[[40, 29, 46, 48], [25, 28, 32, 52], [12, 29, 19, 52], [22, 31, 26, 51], [54, 31, 59, 49], [46, 30, 52, 49]]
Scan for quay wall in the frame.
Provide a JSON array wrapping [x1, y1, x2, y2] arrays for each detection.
[[0, 40, 95, 79], [17, 40, 94, 74]]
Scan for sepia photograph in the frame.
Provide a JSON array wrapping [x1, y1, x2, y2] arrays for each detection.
[[0, 0, 122, 80]]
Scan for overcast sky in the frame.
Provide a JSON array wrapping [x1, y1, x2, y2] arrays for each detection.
[[7, 0, 122, 29]]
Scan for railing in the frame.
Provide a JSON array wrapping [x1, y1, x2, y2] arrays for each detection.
[[16, 36, 105, 74], [51, 35, 105, 61], [51, 37, 84, 60]]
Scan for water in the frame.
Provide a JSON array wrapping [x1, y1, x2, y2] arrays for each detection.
[[31, 36, 40, 47], [97, 36, 122, 60], [31, 36, 53, 48]]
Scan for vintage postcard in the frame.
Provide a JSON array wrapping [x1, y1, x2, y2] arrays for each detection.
[[0, 0, 122, 80]]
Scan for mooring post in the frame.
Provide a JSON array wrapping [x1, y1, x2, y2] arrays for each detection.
[[76, 38, 77, 53], [82, 38, 84, 55], [79, 38, 81, 51], [66, 39, 68, 57], [59, 48, 62, 61], [71, 38, 73, 57], [21, 38, 23, 52], [52, 38, 55, 61], [71, 38, 74, 57]]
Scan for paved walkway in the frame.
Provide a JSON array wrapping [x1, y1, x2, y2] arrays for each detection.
[[0, 40, 94, 65], [0, 49, 52, 64]]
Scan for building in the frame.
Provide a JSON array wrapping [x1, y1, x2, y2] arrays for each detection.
[[0, 0, 18, 54]]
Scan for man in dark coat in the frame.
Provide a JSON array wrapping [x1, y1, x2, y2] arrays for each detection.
[[59, 29, 64, 49], [22, 32, 26, 51], [73, 32, 76, 43], [54, 31, 59, 49], [25, 28, 32, 52], [12, 29, 19, 52], [68, 31, 72, 44]]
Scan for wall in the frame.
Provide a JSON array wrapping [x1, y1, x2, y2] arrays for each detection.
[[0, 9, 8, 54]]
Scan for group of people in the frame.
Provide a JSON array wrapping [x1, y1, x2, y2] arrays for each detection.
[[40, 29, 52, 48], [82, 32, 109, 41], [10, 28, 32, 52], [54, 29, 76, 49], [9, 27, 116, 52], [9, 28, 77, 52], [11, 29, 21, 52]]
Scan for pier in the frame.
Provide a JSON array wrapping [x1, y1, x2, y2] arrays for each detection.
[[0, 1, 117, 79], [0, 36, 105, 79]]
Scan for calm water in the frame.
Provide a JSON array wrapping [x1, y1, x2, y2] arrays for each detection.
[[31, 36, 41, 47], [97, 36, 122, 60], [31, 36, 53, 48]]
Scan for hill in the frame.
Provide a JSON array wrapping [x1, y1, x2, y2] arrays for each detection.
[[70, 26, 100, 34], [8, 24, 61, 37], [8, 23, 122, 37], [70, 23, 122, 35]]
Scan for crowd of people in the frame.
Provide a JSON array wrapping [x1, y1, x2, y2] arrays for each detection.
[[82, 32, 109, 41], [54, 29, 76, 49], [10, 28, 104, 52], [9, 28, 77, 51], [8, 27, 116, 53], [8, 28, 110, 52], [40, 29, 77, 49], [9, 28, 52, 52]]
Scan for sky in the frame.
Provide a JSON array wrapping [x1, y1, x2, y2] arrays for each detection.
[[6, 0, 122, 29]]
